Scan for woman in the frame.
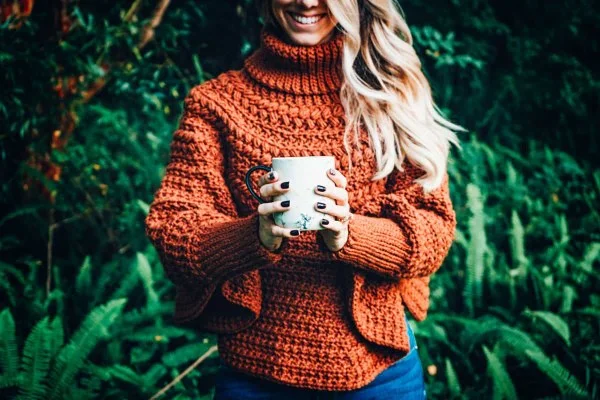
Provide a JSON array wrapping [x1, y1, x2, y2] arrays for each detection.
[[145, 0, 463, 398]]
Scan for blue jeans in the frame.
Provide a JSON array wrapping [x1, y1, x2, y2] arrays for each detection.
[[213, 316, 426, 399]]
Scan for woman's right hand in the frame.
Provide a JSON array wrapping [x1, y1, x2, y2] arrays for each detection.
[[256, 170, 300, 252]]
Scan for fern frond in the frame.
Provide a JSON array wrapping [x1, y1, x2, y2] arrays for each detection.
[[523, 310, 571, 345], [505, 160, 517, 184], [161, 342, 214, 368], [497, 326, 544, 357], [75, 256, 92, 296], [119, 302, 174, 327], [17, 317, 53, 400], [70, 375, 101, 400], [92, 259, 120, 305], [464, 183, 488, 315], [525, 349, 587, 398], [47, 299, 127, 400], [0, 309, 19, 387], [528, 266, 551, 310], [576, 307, 600, 317], [0, 279, 18, 308], [0, 261, 26, 285], [137, 199, 150, 215], [47, 317, 64, 360], [90, 364, 145, 387], [453, 228, 468, 249], [444, 357, 462, 398], [579, 242, 600, 273], [559, 285, 576, 313], [508, 210, 529, 283], [142, 364, 167, 388], [482, 345, 518, 400], [136, 252, 158, 307], [111, 266, 140, 301], [458, 318, 545, 360], [554, 214, 570, 276]]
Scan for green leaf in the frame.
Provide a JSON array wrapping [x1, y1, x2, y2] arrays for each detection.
[[523, 310, 571, 346], [47, 318, 64, 360], [525, 350, 587, 398], [75, 256, 93, 296], [136, 199, 149, 215], [0, 309, 19, 388], [136, 252, 158, 307], [90, 364, 145, 387], [464, 183, 488, 315], [17, 317, 53, 400], [47, 299, 127, 400], [483, 345, 517, 400], [509, 210, 528, 280], [161, 342, 214, 368], [444, 357, 462, 398]]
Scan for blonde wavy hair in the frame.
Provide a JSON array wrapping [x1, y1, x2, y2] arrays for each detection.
[[256, 0, 465, 192]]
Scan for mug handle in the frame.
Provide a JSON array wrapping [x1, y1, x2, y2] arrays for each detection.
[[244, 165, 272, 204]]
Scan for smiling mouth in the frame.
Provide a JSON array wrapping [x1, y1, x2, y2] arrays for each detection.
[[287, 12, 326, 25]]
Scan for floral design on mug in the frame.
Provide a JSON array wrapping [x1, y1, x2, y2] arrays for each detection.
[[273, 211, 285, 227], [271, 183, 331, 230], [294, 213, 313, 230]]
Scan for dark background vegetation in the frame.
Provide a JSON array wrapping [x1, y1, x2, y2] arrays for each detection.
[[0, 0, 598, 398]]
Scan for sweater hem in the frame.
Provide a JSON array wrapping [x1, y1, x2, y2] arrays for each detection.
[[217, 354, 407, 392]]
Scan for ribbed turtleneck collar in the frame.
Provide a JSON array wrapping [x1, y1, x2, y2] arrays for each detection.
[[243, 24, 344, 95]]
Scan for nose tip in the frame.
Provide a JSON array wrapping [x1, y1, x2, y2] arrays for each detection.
[[296, 0, 321, 8]]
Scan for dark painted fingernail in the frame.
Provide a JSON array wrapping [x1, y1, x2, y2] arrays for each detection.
[[268, 172, 275, 180], [317, 202, 326, 209], [316, 185, 326, 192], [290, 229, 300, 236], [329, 168, 337, 175], [321, 219, 329, 225], [281, 200, 290, 207], [281, 181, 289, 189]]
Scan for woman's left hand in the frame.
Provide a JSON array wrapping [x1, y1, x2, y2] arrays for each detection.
[[314, 168, 353, 252]]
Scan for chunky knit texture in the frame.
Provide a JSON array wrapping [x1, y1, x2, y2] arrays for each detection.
[[145, 24, 456, 391]]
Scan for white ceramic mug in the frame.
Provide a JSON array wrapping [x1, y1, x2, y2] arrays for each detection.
[[245, 156, 336, 231]]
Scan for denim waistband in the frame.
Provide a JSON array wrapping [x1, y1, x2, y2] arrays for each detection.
[[217, 316, 418, 366], [360, 315, 422, 388]]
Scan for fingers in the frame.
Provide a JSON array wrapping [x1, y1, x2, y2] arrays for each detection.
[[256, 167, 351, 240], [314, 184, 348, 205], [270, 223, 301, 238], [256, 172, 299, 238], [257, 169, 278, 188], [258, 212, 301, 238], [259, 179, 291, 198], [319, 218, 347, 234], [314, 201, 350, 220], [327, 168, 347, 189], [257, 199, 291, 217]]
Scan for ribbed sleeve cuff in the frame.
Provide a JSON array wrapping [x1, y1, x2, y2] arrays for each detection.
[[172, 213, 283, 324], [330, 211, 414, 280], [198, 213, 284, 283]]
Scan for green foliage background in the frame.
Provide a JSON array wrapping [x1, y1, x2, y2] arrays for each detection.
[[0, 1, 598, 399]]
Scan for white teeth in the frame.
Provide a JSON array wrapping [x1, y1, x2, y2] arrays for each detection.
[[290, 13, 323, 25]]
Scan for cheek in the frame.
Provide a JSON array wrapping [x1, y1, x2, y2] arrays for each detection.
[[271, 2, 293, 28], [324, 13, 339, 32], [321, 25, 336, 40], [271, 0, 293, 13]]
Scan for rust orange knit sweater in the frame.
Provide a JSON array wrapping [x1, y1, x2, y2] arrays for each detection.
[[145, 24, 456, 391]]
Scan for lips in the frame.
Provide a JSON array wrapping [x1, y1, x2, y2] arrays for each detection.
[[287, 11, 326, 26], [289, 12, 326, 18]]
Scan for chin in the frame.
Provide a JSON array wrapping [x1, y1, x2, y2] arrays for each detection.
[[283, 31, 331, 46]]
